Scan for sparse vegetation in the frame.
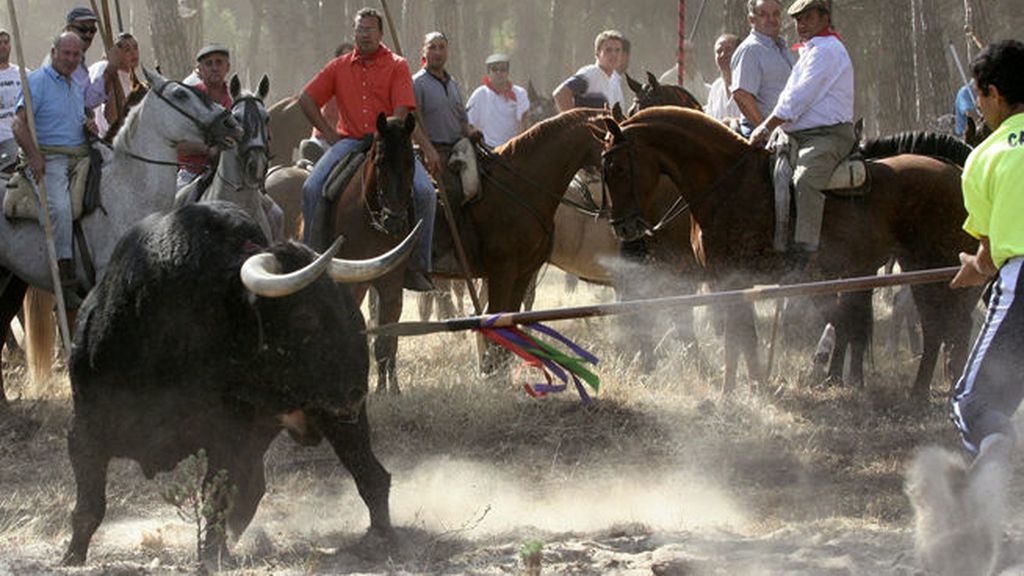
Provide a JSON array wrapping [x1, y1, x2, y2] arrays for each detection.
[[159, 449, 237, 566]]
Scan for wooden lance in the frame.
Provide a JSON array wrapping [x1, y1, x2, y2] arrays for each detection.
[[5, 0, 74, 357], [368, 266, 961, 338], [677, 0, 685, 86]]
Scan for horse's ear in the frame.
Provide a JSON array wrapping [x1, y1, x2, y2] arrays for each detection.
[[646, 70, 660, 89], [257, 75, 270, 101], [229, 75, 241, 100], [965, 116, 977, 145], [587, 119, 609, 142], [142, 67, 165, 89], [376, 112, 388, 133], [403, 112, 416, 134], [611, 102, 625, 122], [603, 116, 624, 142], [527, 79, 539, 100], [625, 73, 644, 96]]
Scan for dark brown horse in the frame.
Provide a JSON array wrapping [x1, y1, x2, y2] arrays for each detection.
[[312, 113, 418, 394], [625, 71, 704, 115], [599, 107, 980, 397]]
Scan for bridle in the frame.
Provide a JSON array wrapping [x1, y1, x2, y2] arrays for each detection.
[[217, 94, 269, 190], [366, 135, 411, 235]]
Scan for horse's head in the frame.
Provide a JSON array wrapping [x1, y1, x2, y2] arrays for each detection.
[[598, 115, 660, 241], [526, 80, 557, 125], [141, 67, 242, 150], [626, 71, 704, 116], [369, 112, 416, 237], [228, 74, 271, 188]]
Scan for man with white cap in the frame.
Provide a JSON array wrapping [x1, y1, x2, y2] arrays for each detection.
[[749, 0, 854, 257], [466, 53, 531, 148]]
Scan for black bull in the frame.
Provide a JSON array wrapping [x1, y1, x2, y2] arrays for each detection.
[[62, 202, 400, 565]]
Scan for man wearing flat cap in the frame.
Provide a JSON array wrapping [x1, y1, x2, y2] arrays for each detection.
[[58, 6, 121, 110], [466, 53, 531, 148], [176, 44, 232, 188], [749, 0, 854, 257]]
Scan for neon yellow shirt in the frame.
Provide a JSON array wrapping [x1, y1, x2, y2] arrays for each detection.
[[962, 112, 1024, 268]]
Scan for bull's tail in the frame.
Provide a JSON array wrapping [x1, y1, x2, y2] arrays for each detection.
[[24, 288, 55, 393]]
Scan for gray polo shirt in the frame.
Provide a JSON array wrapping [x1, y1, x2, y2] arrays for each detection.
[[730, 29, 796, 132], [412, 68, 468, 145]]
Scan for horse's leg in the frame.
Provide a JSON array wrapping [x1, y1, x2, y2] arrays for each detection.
[[374, 279, 404, 395], [841, 291, 873, 388], [909, 283, 945, 400], [417, 290, 434, 321], [521, 270, 539, 312], [0, 275, 28, 405], [723, 302, 760, 393], [24, 288, 55, 389], [436, 278, 458, 319]]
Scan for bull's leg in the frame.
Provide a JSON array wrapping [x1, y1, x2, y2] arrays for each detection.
[[0, 274, 28, 404], [225, 443, 271, 540], [316, 409, 392, 536], [62, 424, 110, 566], [373, 281, 403, 395]]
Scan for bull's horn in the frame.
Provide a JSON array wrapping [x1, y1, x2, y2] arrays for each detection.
[[240, 235, 345, 298], [328, 220, 423, 283]]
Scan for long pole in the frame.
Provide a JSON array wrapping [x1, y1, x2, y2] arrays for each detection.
[[677, 0, 686, 86], [378, 0, 404, 58], [435, 178, 483, 314], [6, 0, 73, 357], [369, 266, 961, 337]]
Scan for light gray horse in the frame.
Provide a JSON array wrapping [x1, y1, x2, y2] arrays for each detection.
[[175, 74, 281, 241], [0, 68, 241, 401]]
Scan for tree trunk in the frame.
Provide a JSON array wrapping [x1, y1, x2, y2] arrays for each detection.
[[914, 0, 953, 123], [245, 0, 265, 88], [179, 0, 203, 63], [877, 0, 916, 133], [145, 0, 192, 80]]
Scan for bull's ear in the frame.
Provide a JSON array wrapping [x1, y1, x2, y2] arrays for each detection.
[[257, 74, 270, 101], [403, 112, 416, 134], [646, 70, 660, 89], [229, 74, 241, 101], [376, 112, 388, 133], [625, 73, 643, 96]]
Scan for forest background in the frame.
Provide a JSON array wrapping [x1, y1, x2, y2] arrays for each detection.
[[2, 0, 1021, 138]]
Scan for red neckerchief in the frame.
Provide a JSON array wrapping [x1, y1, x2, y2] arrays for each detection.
[[792, 27, 842, 51], [483, 75, 516, 102]]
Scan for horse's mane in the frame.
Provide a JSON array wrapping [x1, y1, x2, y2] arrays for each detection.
[[104, 84, 149, 144], [498, 108, 606, 157], [624, 106, 750, 147], [860, 131, 972, 166]]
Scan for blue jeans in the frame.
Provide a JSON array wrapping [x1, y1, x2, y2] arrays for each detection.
[[302, 137, 436, 271], [29, 154, 73, 260]]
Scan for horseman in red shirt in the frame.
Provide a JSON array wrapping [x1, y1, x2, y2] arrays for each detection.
[[298, 7, 439, 291]]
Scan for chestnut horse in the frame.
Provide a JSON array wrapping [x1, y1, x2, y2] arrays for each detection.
[[309, 113, 417, 394], [599, 107, 980, 398]]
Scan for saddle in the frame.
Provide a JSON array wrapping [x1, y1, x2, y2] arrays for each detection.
[[4, 145, 92, 221], [767, 128, 870, 252], [308, 136, 373, 251]]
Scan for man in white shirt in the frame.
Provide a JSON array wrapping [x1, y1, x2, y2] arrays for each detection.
[[466, 53, 530, 148], [553, 30, 625, 112], [706, 34, 742, 122], [750, 0, 854, 254], [0, 30, 24, 145]]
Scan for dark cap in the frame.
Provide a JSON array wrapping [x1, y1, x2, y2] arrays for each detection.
[[787, 0, 830, 16], [66, 6, 98, 24], [196, 44, 230, 62]]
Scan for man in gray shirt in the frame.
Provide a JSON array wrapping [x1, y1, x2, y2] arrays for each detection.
[[412, 32, 478, 148], [730, 0, 796, 136]]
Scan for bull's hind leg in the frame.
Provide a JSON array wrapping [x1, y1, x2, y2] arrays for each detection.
[[62, 424, 110, 566], [316, 408, 392, 536]]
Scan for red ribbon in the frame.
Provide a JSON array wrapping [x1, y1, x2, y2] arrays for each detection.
[[792, 27, 843, 51], [483, 75, 517, 102]]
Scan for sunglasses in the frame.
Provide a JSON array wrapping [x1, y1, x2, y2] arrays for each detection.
[[488, 65, 509, 72], [73, 25, 97, 35]]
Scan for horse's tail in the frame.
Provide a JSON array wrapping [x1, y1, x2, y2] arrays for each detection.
[[24, 288, 55, 392], [860, 132, 973, 167]]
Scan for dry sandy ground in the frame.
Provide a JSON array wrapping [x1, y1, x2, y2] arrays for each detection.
[[0, 271, 1021, 575]]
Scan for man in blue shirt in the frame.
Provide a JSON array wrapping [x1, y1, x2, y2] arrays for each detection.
[[954, 80, 980, 137], [12, 32, 97, 287], [731, 0, 796, 136]]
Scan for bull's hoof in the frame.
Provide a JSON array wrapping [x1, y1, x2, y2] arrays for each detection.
[[59, 548, 86, 567]]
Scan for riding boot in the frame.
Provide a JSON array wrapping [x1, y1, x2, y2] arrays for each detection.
[[403, 267, 436, 292], [58, 259, 77, 291]]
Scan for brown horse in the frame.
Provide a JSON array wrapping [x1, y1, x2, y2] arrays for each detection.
[[599, 107, 980, 397], [311, 113, 418, 394], [625, 71, 704, 115], [267, 96, 311, 168]]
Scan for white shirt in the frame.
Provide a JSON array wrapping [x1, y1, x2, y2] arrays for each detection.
[[563, 63, 624, 110], [89, 60, 135, 138], [0, 65, 23, 141], [706, 76, 740, 121], [772, 35, 854, 132], [466, 83, 530, 148]]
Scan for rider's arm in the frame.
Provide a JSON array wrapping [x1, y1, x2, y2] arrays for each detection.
[[952, 237, 997, 288], [732, 89, 763, 127], [298, 91, 337, 145], [11, 109, 43, 183], [401, 106, 441, 177]]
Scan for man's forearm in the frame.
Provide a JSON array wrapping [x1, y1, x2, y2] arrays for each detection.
[[553, 85, 573, 112], [732, 90, 762, 126], [297, 92, 334, 137]]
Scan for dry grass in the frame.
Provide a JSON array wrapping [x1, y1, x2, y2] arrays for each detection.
[[0, 270, 994, 573]]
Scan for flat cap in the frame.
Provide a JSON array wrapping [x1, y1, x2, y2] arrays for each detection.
[[66, 6, 98, 24], [485, 53, 510, 66], [196, 44, 230, 62], [787, 0, 830, 16]]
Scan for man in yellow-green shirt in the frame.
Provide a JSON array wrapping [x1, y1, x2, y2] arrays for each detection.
[[949, 39, 1024, 471]]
